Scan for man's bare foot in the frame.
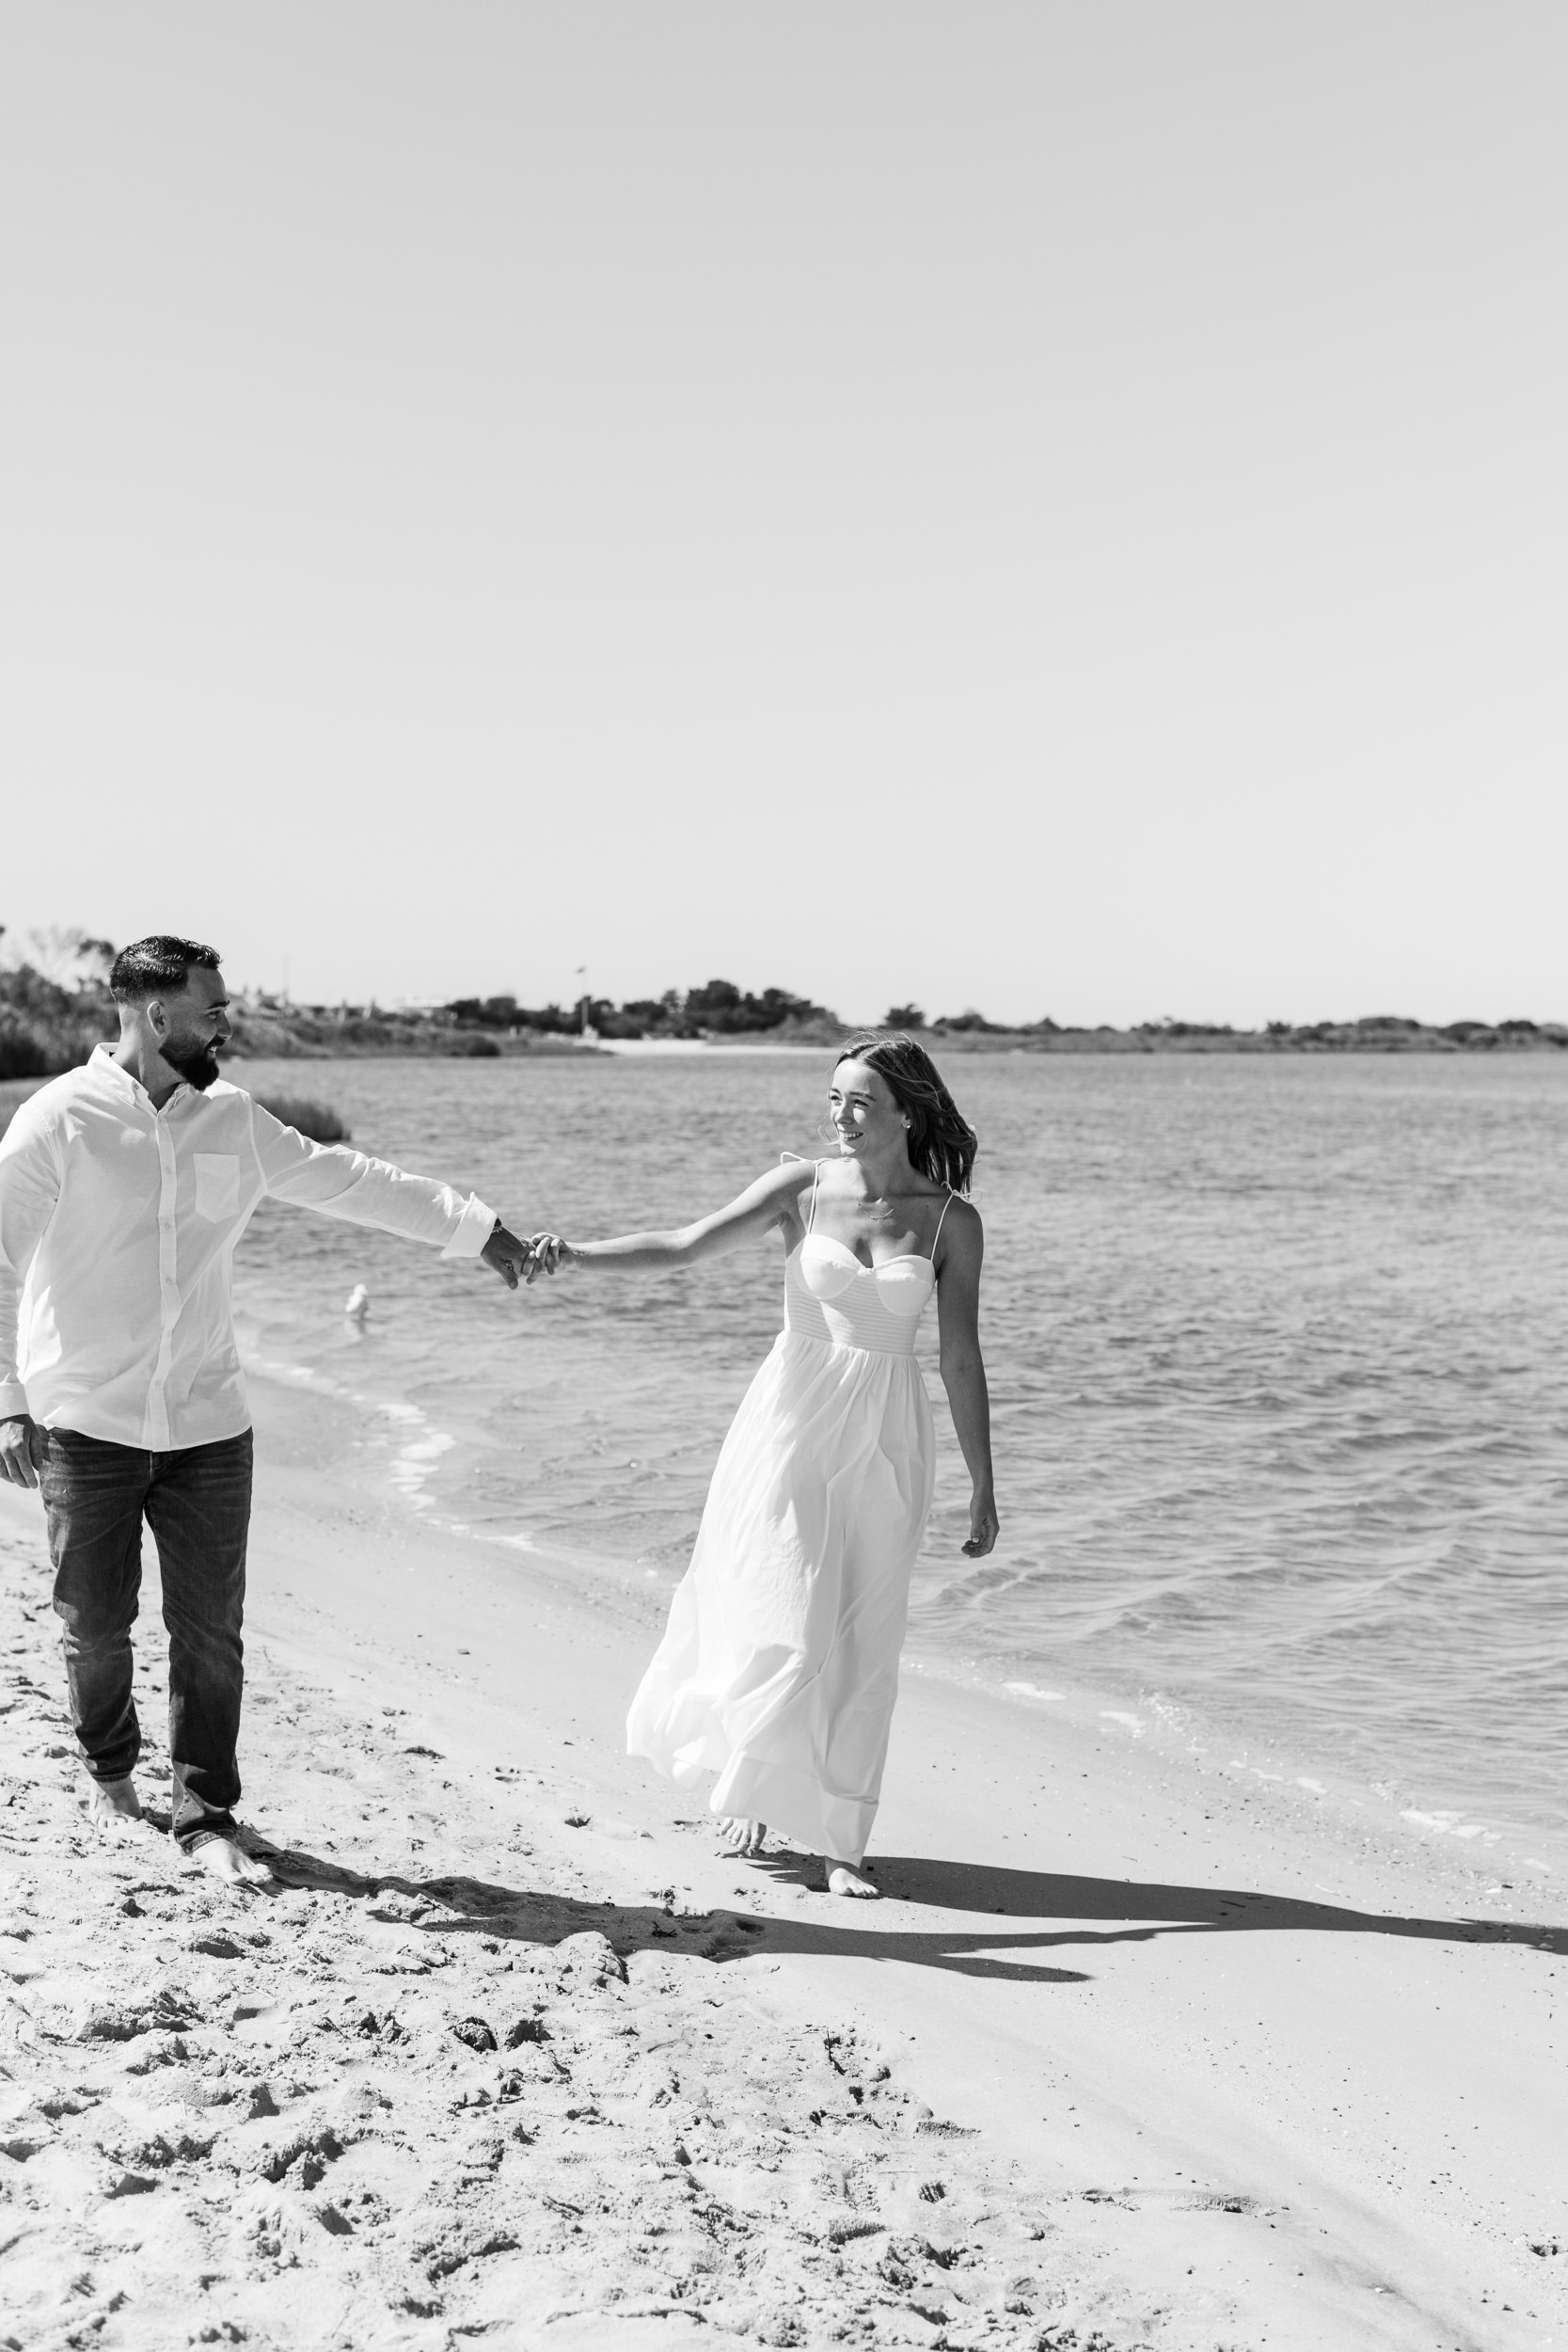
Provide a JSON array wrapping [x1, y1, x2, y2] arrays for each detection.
[[86, 1774, 143, 1825], [826, 1860, 880, 1899], [720, 1817, 769, 1858], [181, 1836, 276, 1887]]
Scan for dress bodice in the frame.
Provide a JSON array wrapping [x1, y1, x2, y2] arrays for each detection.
[[784, 1233, 937, 1358]]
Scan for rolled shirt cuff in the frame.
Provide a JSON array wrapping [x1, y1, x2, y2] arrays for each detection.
[[440, 1193, 499, 1261], [0, 1378, 30, 1421]]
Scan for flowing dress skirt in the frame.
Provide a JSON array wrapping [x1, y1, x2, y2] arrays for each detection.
[[626, 1329, 935, 1866]]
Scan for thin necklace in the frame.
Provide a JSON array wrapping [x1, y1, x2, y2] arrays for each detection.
[[857, 1193, 899, 1220]]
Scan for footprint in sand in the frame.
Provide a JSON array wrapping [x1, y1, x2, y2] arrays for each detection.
[[0, 1534, 1173, 2349]]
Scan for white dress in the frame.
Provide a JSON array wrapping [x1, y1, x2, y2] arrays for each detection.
[[626, 1174, 952, 1866]]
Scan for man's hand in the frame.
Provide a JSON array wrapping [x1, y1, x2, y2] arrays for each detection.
[[0, 1415, 44, 1492], [481, 1222, 539, 1291]]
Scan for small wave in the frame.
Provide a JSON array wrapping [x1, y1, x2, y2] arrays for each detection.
[[1401, 1808, 1497, 1843], [386, 1428, 454, 1512]]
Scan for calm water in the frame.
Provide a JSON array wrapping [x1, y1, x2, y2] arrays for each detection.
[[225, 1048, 1568, 1867]]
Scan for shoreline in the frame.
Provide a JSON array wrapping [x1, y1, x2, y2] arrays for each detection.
[[239, 1349, 1568, 1899], [4, 1394, 1565, 2347], [8, 1029, 1568, 1109]]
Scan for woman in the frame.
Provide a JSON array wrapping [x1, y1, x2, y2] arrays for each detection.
[[548, 1035, 996, 1897]]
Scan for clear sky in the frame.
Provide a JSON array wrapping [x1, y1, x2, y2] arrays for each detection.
[[3, 5, 1564, 1026]]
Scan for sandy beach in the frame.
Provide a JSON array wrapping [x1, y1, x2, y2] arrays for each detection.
[[2, 1375, 1564, 2352]]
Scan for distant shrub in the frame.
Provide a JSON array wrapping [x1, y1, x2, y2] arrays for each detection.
[[936, 1009, 1006, 1034], [0, 1028, 52, 1081], [1135, 1020, 1236, 1039], [444, 996, 577, 1034], [683, 977, 832, 1034], [448, 1033, 502, 1057], [257, 1095, 352, 1143]]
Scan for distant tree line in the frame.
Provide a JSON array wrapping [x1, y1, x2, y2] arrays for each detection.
[[5, 926, 1565, 1080], [444, 978, 838, 1040]]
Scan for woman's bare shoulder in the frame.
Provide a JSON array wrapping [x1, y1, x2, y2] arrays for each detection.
[[770, 1153, 820, 1186], [742, 1156, 819, 1206], [936, 1192, 984, 1250]]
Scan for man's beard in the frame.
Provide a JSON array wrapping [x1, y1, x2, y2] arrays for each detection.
[[163, 1038, 222, 1092]]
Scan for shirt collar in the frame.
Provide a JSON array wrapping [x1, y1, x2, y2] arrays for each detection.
[[87, 1042, 188, 1114]]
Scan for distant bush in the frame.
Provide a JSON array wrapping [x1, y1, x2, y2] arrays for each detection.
[[438, 978, 836, 1040], [447, 1033, 502, 1057], [445, 994, 578, 1034], [1, 954, 109, 1077], [683, 978, 832, 1033], [936, 1009, 1007, 1034], [1134, 1020, 1237, 1039], [257, 1095, 352, 1143], [0, 1028, 52, 1081]]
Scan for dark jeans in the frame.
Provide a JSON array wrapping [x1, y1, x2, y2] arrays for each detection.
[[40, 1427, 253, 1850]]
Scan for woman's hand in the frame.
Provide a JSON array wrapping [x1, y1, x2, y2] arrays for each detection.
[[961, 1488, 999, 1558], [525, 1232, 571, 1279]]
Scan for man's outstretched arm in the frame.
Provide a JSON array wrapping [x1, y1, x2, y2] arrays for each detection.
[[250, 1104, 535, 1286]]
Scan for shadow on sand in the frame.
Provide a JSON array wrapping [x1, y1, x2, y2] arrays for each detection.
[[247, 1836, 1568, 1984]]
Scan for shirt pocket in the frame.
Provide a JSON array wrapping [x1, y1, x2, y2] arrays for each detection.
[[193, 1152, 242, 1222]]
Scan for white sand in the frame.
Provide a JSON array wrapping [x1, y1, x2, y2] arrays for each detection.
[[2, 1401, 1565, 2351]]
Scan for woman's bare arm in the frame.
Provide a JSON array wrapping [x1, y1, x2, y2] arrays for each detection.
[[558, 1160, 816, 1276], [934, 1201, 998, 1557]]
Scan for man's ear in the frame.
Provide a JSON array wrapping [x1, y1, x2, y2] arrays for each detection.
[[145, 996, 170, 1041]]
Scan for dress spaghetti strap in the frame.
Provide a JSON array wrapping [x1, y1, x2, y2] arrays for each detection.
[[929, 1190, 956, 1261], [778, 1149, 821, 1234]]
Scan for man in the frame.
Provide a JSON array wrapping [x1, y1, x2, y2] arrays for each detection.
[[0, 935, 538, 1886]]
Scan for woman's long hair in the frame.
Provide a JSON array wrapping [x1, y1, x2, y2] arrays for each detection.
[[832, 1033, 978, 1195]]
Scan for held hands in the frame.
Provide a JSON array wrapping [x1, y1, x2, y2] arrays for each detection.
[[0, 1415, 44, 1492], [961, 1488, 999, 1558], [481, 1222, 548, 1290], [480, 1224, 573, 1290]]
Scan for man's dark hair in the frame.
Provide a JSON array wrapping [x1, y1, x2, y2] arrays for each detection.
[[108, 936, 223, 1005]]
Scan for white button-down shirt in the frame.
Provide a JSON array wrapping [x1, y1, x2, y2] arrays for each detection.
[[0, 1046, 498, 1450]]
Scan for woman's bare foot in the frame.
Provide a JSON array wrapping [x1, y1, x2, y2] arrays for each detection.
[[85, 1774, 142, 1825], [826, 1860, 880, 1899], [720, 1818, 769, 1858], [181, 1836, 277, 1887]]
